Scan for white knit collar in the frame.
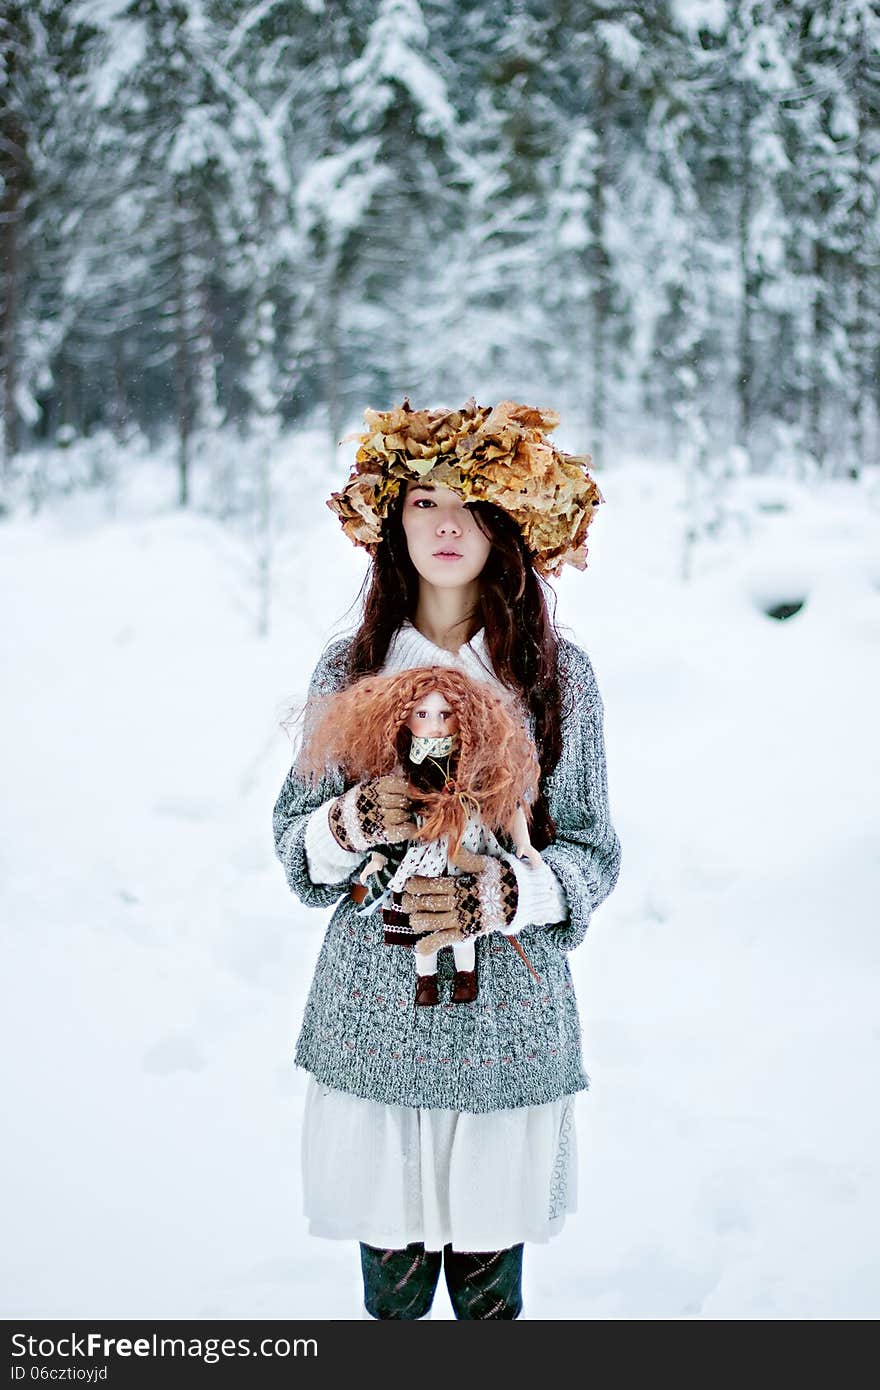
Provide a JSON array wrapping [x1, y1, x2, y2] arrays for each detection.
[[399, 617, 487, 659], [382, 618, 505, 692]]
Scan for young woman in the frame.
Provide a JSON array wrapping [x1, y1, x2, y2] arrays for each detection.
[[272, 398, 622, 1320]]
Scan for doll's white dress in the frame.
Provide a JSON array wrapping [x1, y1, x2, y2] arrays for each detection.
[[300, 620, 578, 1251]]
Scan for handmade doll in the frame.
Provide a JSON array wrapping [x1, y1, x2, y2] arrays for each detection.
[[296, 665, 543, 1007]]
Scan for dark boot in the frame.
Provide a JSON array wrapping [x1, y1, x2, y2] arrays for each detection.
[[415, 974, 439, 1007], [451, 969, 478, 1004]]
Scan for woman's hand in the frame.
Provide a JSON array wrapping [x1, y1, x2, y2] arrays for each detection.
[[328, 774, 419, 853], [400, 849, 519, 956]]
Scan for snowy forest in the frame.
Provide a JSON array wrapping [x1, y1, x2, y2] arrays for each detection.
[[4, 1, 880, 1322], [2, 0, 879, 513]]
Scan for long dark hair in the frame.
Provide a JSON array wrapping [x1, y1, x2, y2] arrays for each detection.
[[337, 488, 570, 850]]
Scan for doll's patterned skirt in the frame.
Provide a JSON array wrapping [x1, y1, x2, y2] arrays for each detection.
[[300, 1076, 577, 1251]]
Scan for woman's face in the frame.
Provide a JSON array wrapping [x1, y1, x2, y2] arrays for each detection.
[[405, 690, 460, 739], [400, 480, 492, 588]]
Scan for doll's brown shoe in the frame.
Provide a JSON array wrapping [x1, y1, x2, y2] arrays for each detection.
[[415, 975, 439, 1007], [451, 970, 478, 1004]]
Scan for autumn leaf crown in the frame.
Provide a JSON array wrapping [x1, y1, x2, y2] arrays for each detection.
[[325, 397, 604, 578]]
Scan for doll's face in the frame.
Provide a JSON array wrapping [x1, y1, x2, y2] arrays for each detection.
[[406, 690, 459, 739]]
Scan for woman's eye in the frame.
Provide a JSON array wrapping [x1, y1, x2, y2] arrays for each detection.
[[412, 497, 472, 512]]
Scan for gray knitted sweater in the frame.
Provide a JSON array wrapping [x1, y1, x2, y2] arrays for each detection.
[[272, 630, 621, 1113]]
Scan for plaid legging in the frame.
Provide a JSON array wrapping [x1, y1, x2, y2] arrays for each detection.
[[360, 1240, 524, 1320]]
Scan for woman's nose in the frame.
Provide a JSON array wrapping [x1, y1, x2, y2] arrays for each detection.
[[436, 511, 462, 534]]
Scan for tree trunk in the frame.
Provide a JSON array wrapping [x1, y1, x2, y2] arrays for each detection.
[[808, 239, 826, 471], [1, 112, 24, 471], [325, 261, 343, 461], [849, 16, 868, 479], [588, 54, 610, 472], [257, 439, 271, 638], [111, 333, 127, 445], [173, 209, 192, 506], [736, 83, 754, 461]]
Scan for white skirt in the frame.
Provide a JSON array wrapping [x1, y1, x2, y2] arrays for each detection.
[[301, 1077, 578, 1252]]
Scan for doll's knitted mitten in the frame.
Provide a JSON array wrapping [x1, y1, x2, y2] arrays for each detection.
[[403, 855, 519, 955], [328, 775, 418, 854]]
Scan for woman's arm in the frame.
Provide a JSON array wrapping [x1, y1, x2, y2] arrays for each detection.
[[271, 638, 369, 909], [303, 799, 368, 885], [500, 852, 569, 932], [401, 645, 620, 946], [538, 641, 622, 952]]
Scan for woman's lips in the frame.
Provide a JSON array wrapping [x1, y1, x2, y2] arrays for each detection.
[[433, 551, 462, 560]]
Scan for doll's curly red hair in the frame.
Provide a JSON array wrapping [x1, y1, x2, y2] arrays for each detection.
[[297, 666, 540, 862]]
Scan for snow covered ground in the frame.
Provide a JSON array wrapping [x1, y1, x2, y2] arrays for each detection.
[[2, 440, 879, 1319]]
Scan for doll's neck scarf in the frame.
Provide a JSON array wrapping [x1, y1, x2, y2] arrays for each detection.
[[408, 732, 457, 764]]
